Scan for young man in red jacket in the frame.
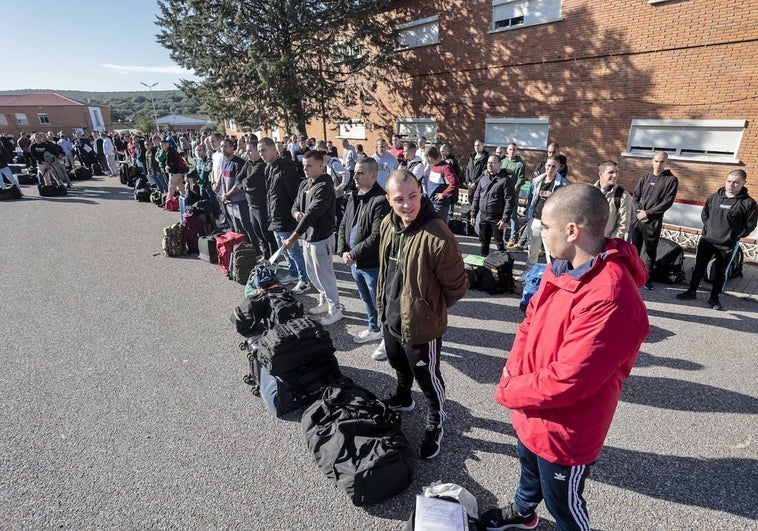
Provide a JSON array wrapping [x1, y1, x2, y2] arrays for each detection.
[[482, 184, 650, 531]]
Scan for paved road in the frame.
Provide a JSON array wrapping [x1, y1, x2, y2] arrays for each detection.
[[2, 178, 756, 530]]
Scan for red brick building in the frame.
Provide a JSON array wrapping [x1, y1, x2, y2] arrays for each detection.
[[303, 0, 757, 235], [0, 93, 112, 138]]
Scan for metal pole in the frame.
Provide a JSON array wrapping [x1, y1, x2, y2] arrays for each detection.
[[140, 81, 159, 133]]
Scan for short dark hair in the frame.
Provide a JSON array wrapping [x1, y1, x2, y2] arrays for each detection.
[[546, 184, 609, 238], [403, 141, 417, 151], [598, 160, 618, 174], [728, 169, 747, 180], [425, 146, 441, 160], [257, 137, 275, 148], [303, 149, 324, 162]]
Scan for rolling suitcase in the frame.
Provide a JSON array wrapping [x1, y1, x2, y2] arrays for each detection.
[[259, 354, 342, 417], [198, 232, 223, 263]]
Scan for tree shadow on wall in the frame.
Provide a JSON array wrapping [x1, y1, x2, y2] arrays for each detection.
[[359, 3, 658, 185]]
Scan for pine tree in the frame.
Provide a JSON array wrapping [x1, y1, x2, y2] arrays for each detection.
[[156, 0, 395, 136]]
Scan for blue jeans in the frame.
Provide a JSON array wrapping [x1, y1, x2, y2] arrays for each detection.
[[274, 231, 308, 282], [432, 197, 451, 223], [510, 207, 520, 243], [513, 438, 592, 531], [149, 171, 168, 193], [351, 264, 379, 332]]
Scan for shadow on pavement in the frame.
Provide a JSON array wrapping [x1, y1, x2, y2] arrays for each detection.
[[634, 351, 704, 371], [621, 375, 758, 413], [593, 446, 758, 520], [647, 306, 757, 331]]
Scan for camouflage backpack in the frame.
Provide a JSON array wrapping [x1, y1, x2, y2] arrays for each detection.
[[162, 222, 186, 257]]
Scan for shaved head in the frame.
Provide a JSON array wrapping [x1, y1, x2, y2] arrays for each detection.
[[544, 184, 609, 238]]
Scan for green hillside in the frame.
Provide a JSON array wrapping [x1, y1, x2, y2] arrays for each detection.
[[0, 89, 200, 123]]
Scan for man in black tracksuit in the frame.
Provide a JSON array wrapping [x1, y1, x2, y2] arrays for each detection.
[[469, 155, 516, 256], [676, 170, 757, 310], [631, 151, 679, 289]]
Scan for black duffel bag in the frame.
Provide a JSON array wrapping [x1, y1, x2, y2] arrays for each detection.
[[259, 354, 341, 417], [301, 377, 414, 506]]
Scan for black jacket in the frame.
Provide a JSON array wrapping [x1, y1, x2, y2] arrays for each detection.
[[292, 173, 336, 243], [632, 169, 679, 219], [237, 158, 267, 209], [337, 181, 391, 269], [702, 186, 757, 250], [464, 151, 489, 186], [266, 156, 301, 232], [470, 169, 516, 223]]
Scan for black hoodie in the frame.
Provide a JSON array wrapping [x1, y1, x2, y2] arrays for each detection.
[[632, 169, 679, 219], [702, 186, 757, 250]]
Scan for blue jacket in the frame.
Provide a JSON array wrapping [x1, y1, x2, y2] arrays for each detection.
[[526, 172, 570, 221]]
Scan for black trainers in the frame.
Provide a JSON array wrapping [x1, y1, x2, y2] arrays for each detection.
[[643, 280, 654, 290], [708, 296, 723, 311], [481, 504, 539, 530], [676, 289, 697, 300], [419, 424, 444, 460], [384, 395, 415, 412]]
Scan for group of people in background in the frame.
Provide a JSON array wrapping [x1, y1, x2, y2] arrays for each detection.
[[3, 123, 756, 530]]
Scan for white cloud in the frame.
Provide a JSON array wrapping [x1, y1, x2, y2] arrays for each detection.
[[100, 63, 194, 75]]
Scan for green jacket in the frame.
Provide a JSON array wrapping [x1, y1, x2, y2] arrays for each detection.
[[501, 155, 526, 191], [377, 198, 468, 344], [187, 156, 212, 185]]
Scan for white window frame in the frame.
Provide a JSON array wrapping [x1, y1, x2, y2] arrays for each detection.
[[491, 0, 563, 33], [0, 114, 8, 126], [395, 15, 440, 50], [15, 113, 29, 126], [336, 119, 366, 140], [333, 40, 363, 64], [622, 119, 745, 164], [38, 113, 50, 125], [396, 117, 437, 142], [484, 118, 549, 150]]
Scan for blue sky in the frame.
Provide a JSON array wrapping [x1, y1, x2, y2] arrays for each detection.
[[2, 0, 198, 92]]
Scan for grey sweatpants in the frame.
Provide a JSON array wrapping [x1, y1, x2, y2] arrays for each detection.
[[302, 237, 340, 312]]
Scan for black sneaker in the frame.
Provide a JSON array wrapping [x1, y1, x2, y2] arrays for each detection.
[[643, 280, 654, 290], [481, 504, 539, 530], [708, 296, 723, 311], [676, 289, 697, 300], [419, 424, 444, 460], [384, 395, 415, 412]]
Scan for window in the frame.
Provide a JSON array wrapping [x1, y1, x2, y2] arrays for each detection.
[[396, 118, 437, 142], [492, 0, 562, 32], [623, 119, 745, 164], [0, 115, 8, 126], [38, 113, 50, 124], [337, 119, 366, 139], [484, 118, 549, 149], [333, 41, 363, 64], [395, 15, 439, 50], [15, 113, 28, 126]]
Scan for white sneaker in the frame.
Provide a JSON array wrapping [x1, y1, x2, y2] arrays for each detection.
[[514, 275, 525, 282], [308, 302, 329, 315], [279, 274, 298, 285], [290, 280, 311, 294], [372, 340, 387, 361], [353, 329, 382, 344], [319, 309, 343, 326]]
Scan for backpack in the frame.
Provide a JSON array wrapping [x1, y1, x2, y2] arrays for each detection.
[[257, 317, 335, 376], [176, 155, 190, 174], [162, 222, 186, 257], [704, 244, 744, 284], [229, 242, 259, 283], [232, 292, 269, 337], [164, 195, 180, 211], [150, 190, 165, 207], [479, 250, 515, 294], [245, 264, 280, 297], [651, 238, 685, 283], [519, 264, 546, 311]]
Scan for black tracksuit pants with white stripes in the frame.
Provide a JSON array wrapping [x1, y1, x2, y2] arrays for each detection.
[[514, 438, 593, 531], [383, 326, 446, 427]]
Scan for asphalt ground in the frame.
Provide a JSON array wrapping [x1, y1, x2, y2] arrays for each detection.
[[1, 177, 756, 530]]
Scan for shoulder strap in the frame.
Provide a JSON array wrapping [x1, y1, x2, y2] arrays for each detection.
[[613, 186, 625, 210]]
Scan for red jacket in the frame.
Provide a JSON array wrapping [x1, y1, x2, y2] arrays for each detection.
[[495, 239, 650, 466]]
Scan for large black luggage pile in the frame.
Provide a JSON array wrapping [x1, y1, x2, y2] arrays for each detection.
[[652, 238, 685, 283], [301, 377, 414, 506]]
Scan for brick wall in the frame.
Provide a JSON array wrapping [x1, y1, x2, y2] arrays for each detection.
[[313, 0, 757, 205], [0, 105, 112, 138]]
